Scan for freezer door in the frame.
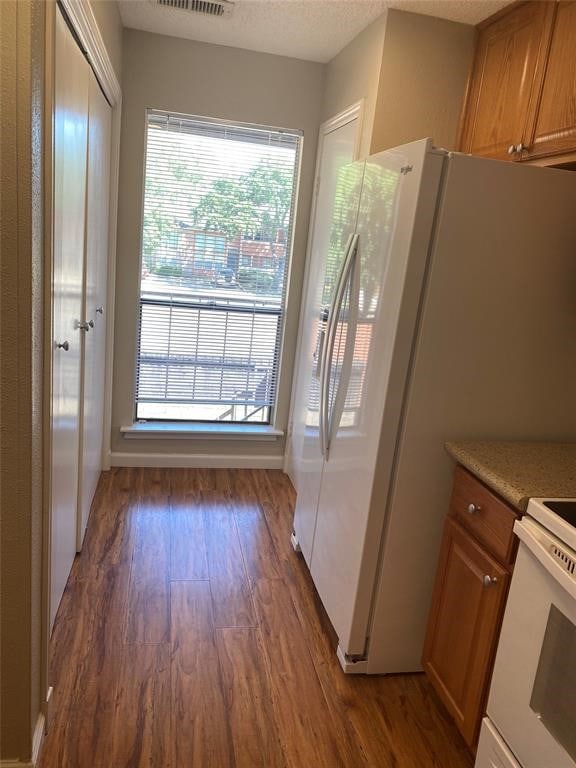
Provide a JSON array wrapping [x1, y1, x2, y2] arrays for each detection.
[[310, 140, 445, 656], [292, 160, 364, 564]]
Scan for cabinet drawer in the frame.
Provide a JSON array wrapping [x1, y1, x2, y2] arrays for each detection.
[[449, 466, 518, 565]]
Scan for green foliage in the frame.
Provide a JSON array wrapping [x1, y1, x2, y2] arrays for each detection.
[[237, 266, 275, 293], [242, 164, 293, 237], [142, 155, 199, 266], [142, 177, 173, 265], [154, 263, 183, 278], [142, 131, 295, 272], [194, 179, 261, 239], [193, 162, 293, 242]]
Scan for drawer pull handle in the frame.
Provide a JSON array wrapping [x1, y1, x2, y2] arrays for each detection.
[[467, 503, 481, 515], [483, 575, 498, 587]]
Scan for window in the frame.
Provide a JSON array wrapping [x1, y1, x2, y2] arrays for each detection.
[[136, 111, 302, 424]]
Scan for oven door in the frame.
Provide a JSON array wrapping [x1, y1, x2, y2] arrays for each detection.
[[487, 517, 576, 768]]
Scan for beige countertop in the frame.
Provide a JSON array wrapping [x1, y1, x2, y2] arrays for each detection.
[[445, 441, 576, 512]]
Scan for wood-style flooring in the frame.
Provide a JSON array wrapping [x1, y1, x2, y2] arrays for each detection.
[[40, 468, 473, 768]]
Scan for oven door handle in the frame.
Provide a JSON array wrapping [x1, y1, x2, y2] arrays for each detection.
[[514, 517, 576, 601]]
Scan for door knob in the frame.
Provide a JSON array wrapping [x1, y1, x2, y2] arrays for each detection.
[[96, 306, 104, 315], [483, 575, 498, 587], [56, 340, 69, 351], [78, 321, 91, 332]]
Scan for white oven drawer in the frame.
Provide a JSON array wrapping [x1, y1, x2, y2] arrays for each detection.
[[475, 719, 521, 768], [487, 518, 576, 768]]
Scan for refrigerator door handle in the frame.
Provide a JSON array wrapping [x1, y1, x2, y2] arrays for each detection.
[[319, 233, 353, 459], [327, 237, 360, 456], [321, 233, 359, 460]]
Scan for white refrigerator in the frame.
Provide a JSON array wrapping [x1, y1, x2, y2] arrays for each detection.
[[290, 138, 576, 674]]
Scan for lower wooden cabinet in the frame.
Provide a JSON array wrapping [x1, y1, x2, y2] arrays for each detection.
[[422, 467, 518, 749]]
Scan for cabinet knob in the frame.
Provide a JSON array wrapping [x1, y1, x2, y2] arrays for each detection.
[[467, 503, 481, 515], [483, 575, 498, 587], [515, 143, 529, 153], [56, 340, 69, 351], [507, 144, 517, 155], [88, 319, 95, 328], [78, 321, 91, 332], [96, 306, 104, 315]]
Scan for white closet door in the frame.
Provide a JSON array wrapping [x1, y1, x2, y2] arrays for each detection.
[[77, 73, 111, 548], [51, 8, 89, 629]]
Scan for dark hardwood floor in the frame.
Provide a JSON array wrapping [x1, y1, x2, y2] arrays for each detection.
[[40, 468, 473, 767]]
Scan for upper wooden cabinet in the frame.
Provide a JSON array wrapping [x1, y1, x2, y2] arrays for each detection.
[[525, 1, 576, 159], [460, 2, 554, 160], [460, 1, 576, 163]]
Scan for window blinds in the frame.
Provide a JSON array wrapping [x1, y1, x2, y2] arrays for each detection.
[[136, 111, 301, 424]]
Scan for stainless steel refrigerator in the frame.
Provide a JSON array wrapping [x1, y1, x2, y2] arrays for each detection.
[[289, 138, 576, 674]]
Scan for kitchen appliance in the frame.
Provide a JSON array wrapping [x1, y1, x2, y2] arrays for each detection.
[[289, 138, 576, 674], [476, 498, 576, 768]]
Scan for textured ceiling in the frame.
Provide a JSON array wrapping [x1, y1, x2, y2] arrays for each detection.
[[118, 0, 510, 63]]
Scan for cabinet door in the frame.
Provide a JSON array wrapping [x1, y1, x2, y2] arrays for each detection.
[[524, 1, 576, 160], [77, 71, 112, 548], [422, 517, 509, 748], [460, 2, 554, 160]]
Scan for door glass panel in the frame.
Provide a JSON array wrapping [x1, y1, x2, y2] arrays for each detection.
[[530, 604, 576, 761]]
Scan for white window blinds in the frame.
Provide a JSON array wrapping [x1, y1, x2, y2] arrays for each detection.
[[136, 110, 302, 424]]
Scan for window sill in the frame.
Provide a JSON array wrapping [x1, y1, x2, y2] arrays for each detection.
[[120, 422, 284, 441]]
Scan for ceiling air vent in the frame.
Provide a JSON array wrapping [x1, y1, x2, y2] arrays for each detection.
[[155, 0, 234, 17]]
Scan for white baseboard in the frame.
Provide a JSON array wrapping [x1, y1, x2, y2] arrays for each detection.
[[1, 712, 45, 768], [283, 456, 296, 487], [110, 451, 284, 469]]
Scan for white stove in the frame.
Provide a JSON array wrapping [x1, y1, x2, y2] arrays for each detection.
[[475, 498, 576, 768], [525, 497, 576, 551]]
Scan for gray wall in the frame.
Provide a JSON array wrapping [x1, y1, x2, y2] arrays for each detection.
[[321, 12, 388, 158], [371, 10, 475, 153], [320, 9, 474, 157], [112, 29, 324, 459]]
